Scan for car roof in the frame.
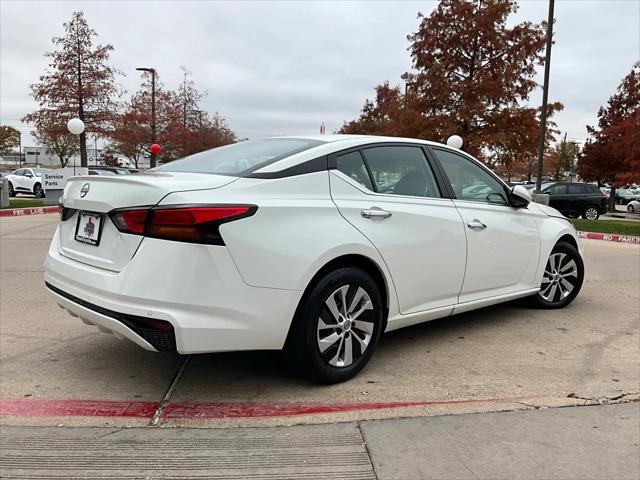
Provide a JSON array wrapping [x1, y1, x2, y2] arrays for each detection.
[[252, 134, 455, 173]]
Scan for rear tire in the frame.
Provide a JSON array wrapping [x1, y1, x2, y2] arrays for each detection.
[[628, 204, 636, 213], [527, 241, 584, 309], [286, 267, 384, 384], [582, 206, 599, 220]]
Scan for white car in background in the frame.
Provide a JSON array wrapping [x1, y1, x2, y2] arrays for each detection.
[[45, 135, 584, 383], [7, 167, 49, 198], [627, 199, 640, 214]]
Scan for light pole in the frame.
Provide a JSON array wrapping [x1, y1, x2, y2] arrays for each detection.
[[535, 0, 555, 193], [136, 67, 157, 168]]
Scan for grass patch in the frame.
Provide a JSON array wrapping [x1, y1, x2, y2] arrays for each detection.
[[6, 198, 44, 209], [572, 219, 640, 236]]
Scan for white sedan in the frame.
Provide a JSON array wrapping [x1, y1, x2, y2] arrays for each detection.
[[627, 200, 640, 214], [45, 135, 584, 383]]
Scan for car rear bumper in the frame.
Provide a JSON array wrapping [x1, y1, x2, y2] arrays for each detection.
[[44, 227, 303, 354]]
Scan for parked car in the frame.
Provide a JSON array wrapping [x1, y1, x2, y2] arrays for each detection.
[[46, 135, 584, 383], [89, 166, 131, 175], [541, 182, 608, 220], [615, 188, 639, 205], [627, 200, 640, 214], [88, 168, 118, 176], [6, 167, 50, 198]]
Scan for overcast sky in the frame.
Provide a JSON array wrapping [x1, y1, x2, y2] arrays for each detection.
[[1, 0, 639, 147]]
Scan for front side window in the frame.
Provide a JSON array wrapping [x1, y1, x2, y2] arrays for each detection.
[[361, 146, 440, 198], [336, 151, 374, 190], [154, 138, 324, 176], [545, 184, 567, 195], [432, 149, 507, 205]]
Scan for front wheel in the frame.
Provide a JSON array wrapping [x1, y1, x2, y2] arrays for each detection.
[[582, 206, 599, 220], [528, 241, 584, 309], [33, 183, 45, 198], [8, 182, 15, 197], [286, 267, 384, 384], [628, 204, 636, 213]]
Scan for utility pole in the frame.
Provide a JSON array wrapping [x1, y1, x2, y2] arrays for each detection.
[[136, 67, 157, 168], [18, 133, 22, 168], [535, 0, 555, 193]]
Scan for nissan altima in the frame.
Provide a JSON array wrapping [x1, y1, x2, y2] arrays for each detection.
[[45, 135, 584, 383]]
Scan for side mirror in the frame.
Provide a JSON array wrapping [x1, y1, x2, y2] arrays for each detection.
[[25, 173, 33, 178], [511, 185, 532, 207]]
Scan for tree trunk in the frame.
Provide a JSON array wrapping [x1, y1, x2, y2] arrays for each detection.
[[609, 186, 616, 213]]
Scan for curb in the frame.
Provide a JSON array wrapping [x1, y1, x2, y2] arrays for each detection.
[[578, 231, 640, 244], [0, 206, 58, 218]]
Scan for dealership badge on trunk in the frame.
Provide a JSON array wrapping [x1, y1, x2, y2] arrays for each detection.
[[80, 183, 90, 198]]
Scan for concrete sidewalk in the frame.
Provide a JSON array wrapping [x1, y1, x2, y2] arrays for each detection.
[[1, 403, 638, 479]]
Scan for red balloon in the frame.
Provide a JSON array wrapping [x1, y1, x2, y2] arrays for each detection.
[[150, 143, 161, 155]]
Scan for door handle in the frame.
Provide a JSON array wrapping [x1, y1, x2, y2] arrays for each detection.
[[361, 208, 392, 219], [467, 219, 487, 230]]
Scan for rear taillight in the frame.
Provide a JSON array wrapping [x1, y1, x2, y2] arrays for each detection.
[[109, 205, 257, 245]]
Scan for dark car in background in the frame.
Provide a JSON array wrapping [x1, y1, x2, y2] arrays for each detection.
[[542, 182, 608, 220]]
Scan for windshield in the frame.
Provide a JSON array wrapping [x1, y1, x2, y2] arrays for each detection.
[[32, 169, 48, 177], [153, 138, 325, 176]]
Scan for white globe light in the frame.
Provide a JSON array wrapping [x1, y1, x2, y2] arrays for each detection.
[[67, 118, 85, 135], [446, 135, 463, 149]]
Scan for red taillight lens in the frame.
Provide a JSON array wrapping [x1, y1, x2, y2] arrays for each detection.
[[111, 209, 148, 234], [110, 205, 256, 245]]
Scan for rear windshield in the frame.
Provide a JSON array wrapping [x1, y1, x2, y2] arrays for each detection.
[[153, 138, 325, 176]]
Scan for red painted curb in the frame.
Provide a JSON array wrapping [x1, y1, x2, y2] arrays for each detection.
[[0, 397, 523, 419], [578, 231, 640, 244], [0, 399, 158, 418], [162, 397, 523, 419], [0, 206, 58, 217]]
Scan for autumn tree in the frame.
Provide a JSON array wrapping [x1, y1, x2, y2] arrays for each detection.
[[32, 128, 78, 167], [578, 62, 640, 210], [24, 11, 121, 167], [111, 70, 236, 166], [341, 0, 559, 169], [0, 126, 20, 155]]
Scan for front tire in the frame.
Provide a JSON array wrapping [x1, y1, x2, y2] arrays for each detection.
[[8, 182, 15, 197], [582, 206, 599, 220], [528, 241, 584, 309], [33, 183, 45, 198], [628, 204, 636, 213], [286, 267, 384, 384]]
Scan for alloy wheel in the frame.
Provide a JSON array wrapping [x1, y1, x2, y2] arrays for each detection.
[[540, 252, 579, 303], [584, 207, 598, 220], [316, 284, 375, 368]]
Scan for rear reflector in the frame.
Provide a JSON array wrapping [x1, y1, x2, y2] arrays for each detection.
[[110, 205, 256, 245]]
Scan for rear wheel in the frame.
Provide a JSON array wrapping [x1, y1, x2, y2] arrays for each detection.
[[628, 204, 636, 213], [582, 206, 599, 220], [286, 267, 384, 384], [8, 182, 15, 197], [528, 241, 584, 309], [33, 183, 45, 198]]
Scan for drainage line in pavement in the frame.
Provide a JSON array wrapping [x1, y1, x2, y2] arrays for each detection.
[[149, 355, 192, 427]]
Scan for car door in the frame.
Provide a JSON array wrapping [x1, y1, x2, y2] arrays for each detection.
[[12, 169, 26, 191], [329, 144, 467, 314], [544, 184, 569, 214], [429, 147, 541, 304]]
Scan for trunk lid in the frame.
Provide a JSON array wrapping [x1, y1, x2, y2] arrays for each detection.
[[58, 172, 237, 271]]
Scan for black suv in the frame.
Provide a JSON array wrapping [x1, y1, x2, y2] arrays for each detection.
[[542, 183, 608, 220]]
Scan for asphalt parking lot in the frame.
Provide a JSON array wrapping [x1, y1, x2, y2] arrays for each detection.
[[1, 214, 638, 429]]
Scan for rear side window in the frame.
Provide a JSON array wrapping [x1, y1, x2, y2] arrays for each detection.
[[336, 151, 374, 191], [361, 146, 440, 198], [154, 138, 324, 176]]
